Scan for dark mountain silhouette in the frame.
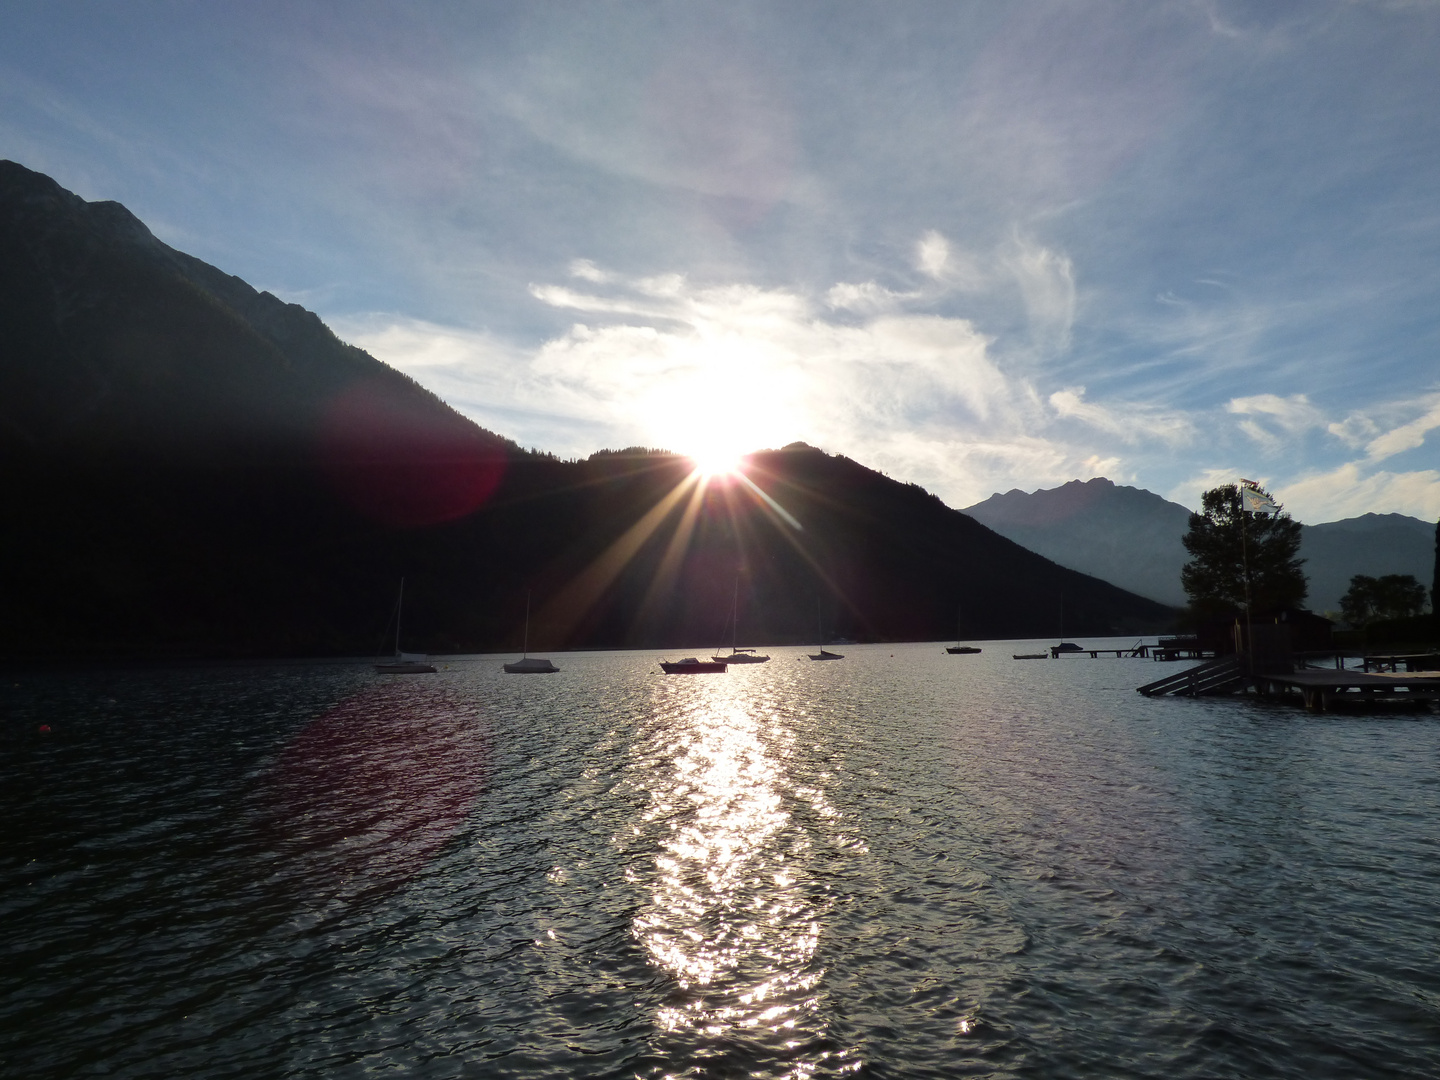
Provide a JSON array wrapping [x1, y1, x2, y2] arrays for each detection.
[[1, 160, 1174, 658], [964, 478, 1434, 614]]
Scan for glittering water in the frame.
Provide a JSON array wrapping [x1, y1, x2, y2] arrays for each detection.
[[4, 643, 1439, 1078]]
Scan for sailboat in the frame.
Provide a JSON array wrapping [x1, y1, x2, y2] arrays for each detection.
[[807, 599, 844, 661], [946, 603, 982, 654], [1050, 590, 1083, 657], [504, 591, 559, 673], [712, 576, 770, 664], [374, 578, 438, 673]]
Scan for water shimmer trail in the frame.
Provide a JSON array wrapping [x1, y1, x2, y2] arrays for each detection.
[[3, 643, 1439, 1078]]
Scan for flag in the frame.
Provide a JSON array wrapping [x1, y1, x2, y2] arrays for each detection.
[[1240, 485, 1279, 515]]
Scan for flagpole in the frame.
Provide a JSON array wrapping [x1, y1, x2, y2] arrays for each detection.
[[1240, 489, 1253, 677]]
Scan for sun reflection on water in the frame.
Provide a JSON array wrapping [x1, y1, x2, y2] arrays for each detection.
[[630, 679, 857, 1075]]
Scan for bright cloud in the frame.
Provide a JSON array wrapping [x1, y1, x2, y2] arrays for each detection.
[[335, 256, 1207, 509], [1278, 463, 1440, 523], [337, 257, 1440, 521], [916, 230, 950, 278]]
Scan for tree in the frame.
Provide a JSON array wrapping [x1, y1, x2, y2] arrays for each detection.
[[1340, 574, 1427, 627], [1180, 483, 1306, 617]]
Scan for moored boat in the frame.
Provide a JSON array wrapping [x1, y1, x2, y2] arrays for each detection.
[[660, 657, 728, 674], [504, 591, 559, 674], [946, 645, 982, 654], [374, 579, 437, 673], [504, 656, 558, 674], [376, 654, 438, 674], [714, 647, 770, 664], [711, 576, 770, 663], [806, 600, 844, 660]]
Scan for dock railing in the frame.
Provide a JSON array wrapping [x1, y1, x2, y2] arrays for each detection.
[[1137, 656, 1246, 697]]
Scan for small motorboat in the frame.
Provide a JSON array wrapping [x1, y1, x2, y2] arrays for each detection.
[[1013, 652, 1048, 660], [660, 657, 728, 674]]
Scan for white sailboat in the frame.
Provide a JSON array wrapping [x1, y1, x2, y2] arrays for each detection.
[[374, 578, 437, 673], [504, 591, 558, 674]]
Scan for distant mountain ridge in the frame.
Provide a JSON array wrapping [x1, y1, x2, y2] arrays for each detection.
[[1, 161, 1174, 656], [963, 479, 1434, 614], [1302, 514, 1436, 614], [963, 479, 1193, 606]]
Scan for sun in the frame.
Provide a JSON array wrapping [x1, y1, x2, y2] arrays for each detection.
[[690, 445, 745, 479]]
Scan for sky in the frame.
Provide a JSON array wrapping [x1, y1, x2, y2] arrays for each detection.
[[4, 0, 1440, 523]]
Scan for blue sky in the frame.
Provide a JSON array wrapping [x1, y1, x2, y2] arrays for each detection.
[[5, 0, 1439, 523]]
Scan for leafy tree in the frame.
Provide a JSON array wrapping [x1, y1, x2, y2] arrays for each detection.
[[1180, 483, 1306, 617], [1340, 574, 1427, 627]]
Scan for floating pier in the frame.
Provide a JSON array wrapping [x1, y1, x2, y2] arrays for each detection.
[[1138, 656, 1440, 710], [1363, 652, 1440, 673], [1050, 644, 1151, 659], [1252, 670, 1440, 711]]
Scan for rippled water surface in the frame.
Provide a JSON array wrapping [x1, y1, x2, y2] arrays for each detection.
[[4, 642, 1439, 1078]]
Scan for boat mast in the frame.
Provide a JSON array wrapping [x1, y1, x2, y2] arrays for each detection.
[[395, 577, 405, 657], [522, 590, 531, 659], [731, 576, 740, 654]]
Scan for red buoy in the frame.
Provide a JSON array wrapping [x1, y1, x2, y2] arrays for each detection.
[[38, 724, 51, 734]]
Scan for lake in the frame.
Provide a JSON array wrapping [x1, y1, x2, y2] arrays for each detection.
[[3, 641, 1438, 1078]]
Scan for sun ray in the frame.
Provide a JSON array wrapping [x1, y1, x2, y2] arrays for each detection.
[[536, 469, 700, 642], [633, 476, 712, 629]]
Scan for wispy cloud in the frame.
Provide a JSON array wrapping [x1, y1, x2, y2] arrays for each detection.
[[1050, 386, 1195, 445], [1362, 393, 1440, 461], [1226, 393, 1327, 448], [1003, 234, 1076, 353]]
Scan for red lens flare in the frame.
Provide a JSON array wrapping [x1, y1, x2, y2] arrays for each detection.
[[319, 379, 506, 527], [260, 682, 487, 898]]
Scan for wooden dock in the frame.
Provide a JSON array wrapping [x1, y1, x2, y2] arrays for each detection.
[[1253, 670, 1440, 711], [1362, 652, 1440, 673], [1048, 644, 1153, 659], [1138, 661, 1440, 710], [1137, 657, 1246, 697]]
